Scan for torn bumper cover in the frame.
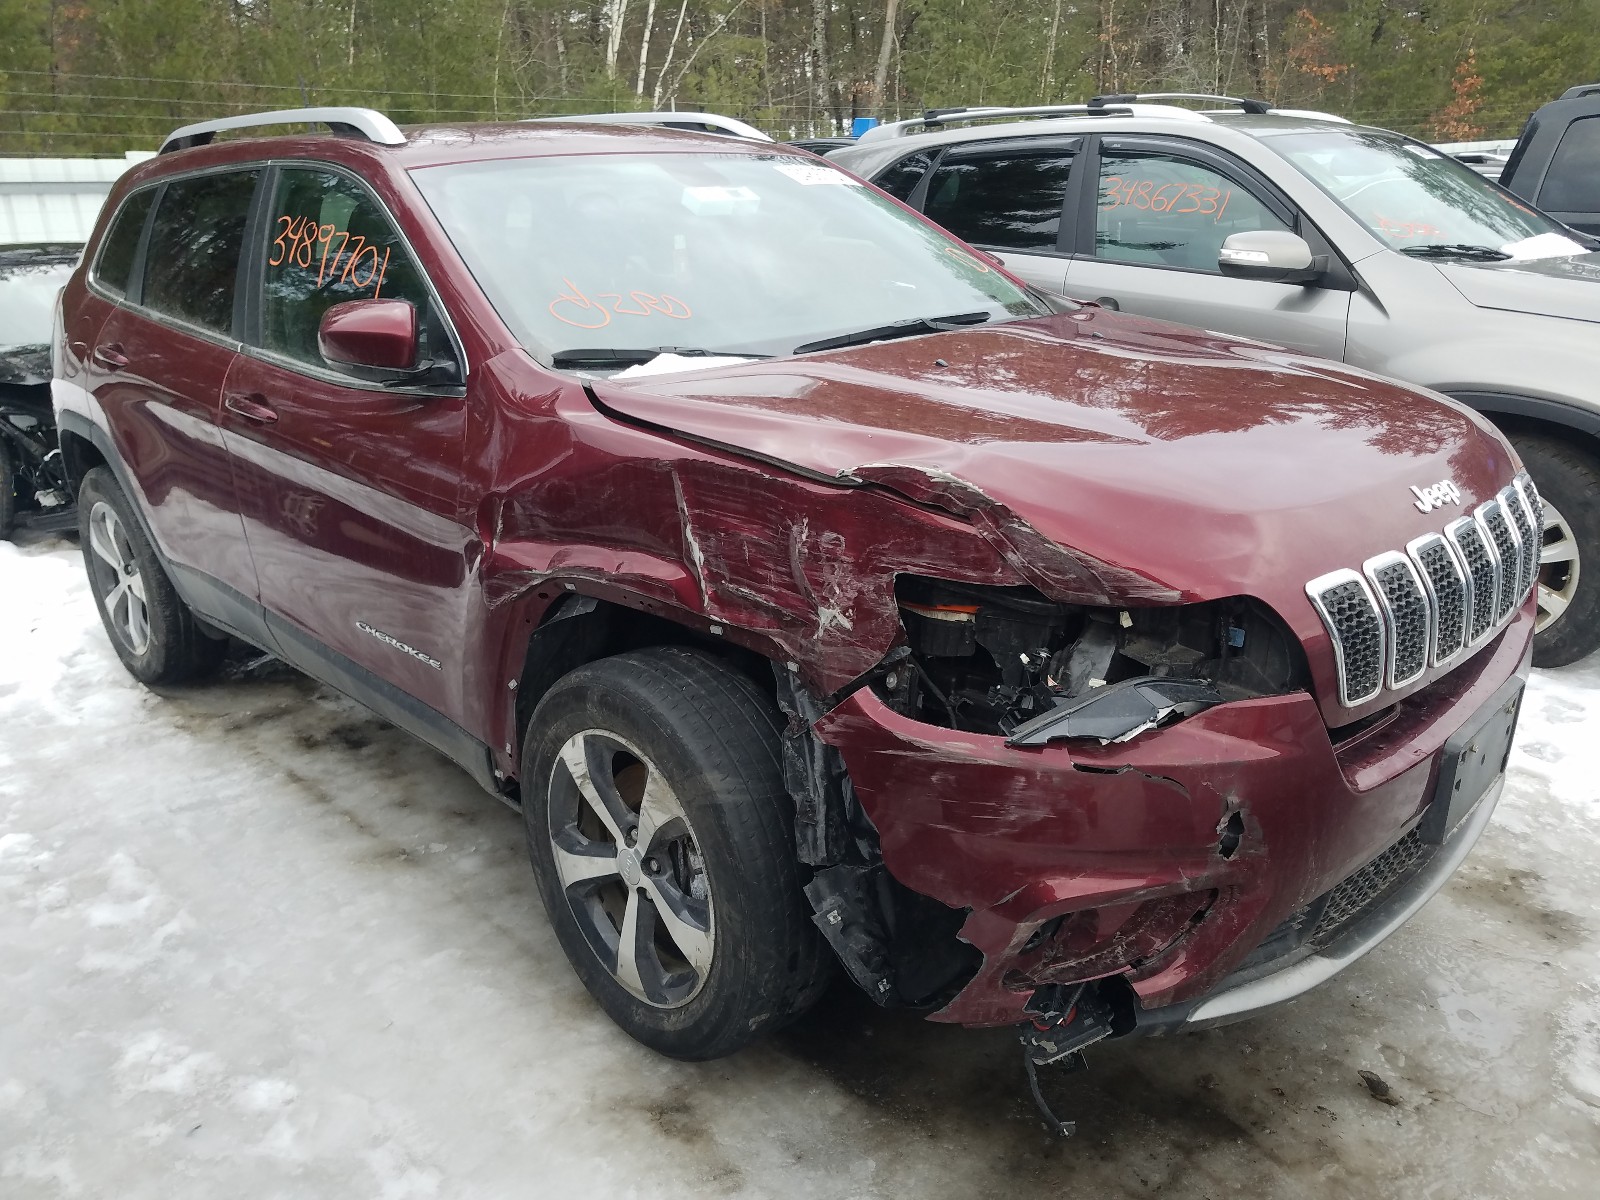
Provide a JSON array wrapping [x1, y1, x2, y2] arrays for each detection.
[[812, 612, 1531, 1029]]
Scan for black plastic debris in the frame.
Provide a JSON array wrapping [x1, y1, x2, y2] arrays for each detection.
[[1005, 676, 1225, 747]]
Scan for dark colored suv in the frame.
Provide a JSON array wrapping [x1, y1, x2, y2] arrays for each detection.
[[54, 107, 1535, 1068]]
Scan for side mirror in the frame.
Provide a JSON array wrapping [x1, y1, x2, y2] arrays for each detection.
[[318, 298, 434, 384], [1218, 231, 1326, 284]]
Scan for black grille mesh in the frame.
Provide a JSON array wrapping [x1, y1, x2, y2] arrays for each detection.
[[1452, 522, 1497, 642], [1307, 829, 1429, 950], [1317, 579, 1383, 702], [1481, 505, 1519, 620], [1371, 560, 1428, 683], [1413, 540, 1465, 660]]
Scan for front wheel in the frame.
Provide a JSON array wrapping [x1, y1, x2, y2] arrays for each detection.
[[1513, 435, 1600, 668], [521, 646, 831, 1060]]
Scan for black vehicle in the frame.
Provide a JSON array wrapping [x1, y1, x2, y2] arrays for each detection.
[[1501, 84, 1600, 236], [0, 244, 78, 538]]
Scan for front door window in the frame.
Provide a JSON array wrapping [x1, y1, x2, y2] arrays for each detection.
[[261, 168, 432, 371], [1095, 148, 1289, 272]]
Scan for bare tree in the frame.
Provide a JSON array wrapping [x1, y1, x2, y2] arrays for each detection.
[[635, 0, 660, 94], [604, 0, 630, 79], [870, 0, 901, 117]]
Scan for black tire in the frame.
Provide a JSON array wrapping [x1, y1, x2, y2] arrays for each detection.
[[522, 646, 831, 1060], [1512, 435, 1600, 668], [78, 466, 226, 685], [0, 439, 16, 539]]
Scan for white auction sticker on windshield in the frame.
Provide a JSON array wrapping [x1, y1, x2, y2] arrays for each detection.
[[774, 162, 859, 186]]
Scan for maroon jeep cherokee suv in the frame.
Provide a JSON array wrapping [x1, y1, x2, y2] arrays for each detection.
[[53, 108, 1537, 1067]]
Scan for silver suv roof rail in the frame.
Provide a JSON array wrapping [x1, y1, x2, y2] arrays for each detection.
[[860, 103, 1148, 141], [160, 107, 407, 155], [1095, 92, 1351, 123], [1091, 92, 1271, 113]]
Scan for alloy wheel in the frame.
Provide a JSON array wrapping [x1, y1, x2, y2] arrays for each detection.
[[546, 729, 714, 1008], [87, 501, 151, 655], [1536, 498, 1581, 634]]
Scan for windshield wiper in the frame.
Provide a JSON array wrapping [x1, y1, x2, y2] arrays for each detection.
[[1399, 243, 1512, 261], [550, 346, 771, 370], [793, 310, 994, 356]]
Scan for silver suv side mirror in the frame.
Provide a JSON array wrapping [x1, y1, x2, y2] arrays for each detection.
[[1218, 231, 1326, 284]]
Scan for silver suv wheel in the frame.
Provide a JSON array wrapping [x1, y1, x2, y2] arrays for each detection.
[[1536, 498, 1581, 635]]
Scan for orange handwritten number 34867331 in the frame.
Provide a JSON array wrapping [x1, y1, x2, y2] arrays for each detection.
[[549, 278, 692, 330]]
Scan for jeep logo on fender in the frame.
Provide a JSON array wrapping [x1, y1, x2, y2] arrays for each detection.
[[1410, 479, 1463, 514]]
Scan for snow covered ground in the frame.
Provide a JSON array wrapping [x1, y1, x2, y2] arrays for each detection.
[[3, 529, 1598, 1199]]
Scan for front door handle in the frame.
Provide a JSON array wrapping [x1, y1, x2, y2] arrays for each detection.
[[91, 342, 129, 369], [225, 392, 279, 424], [1093, 296, 1121, 311]]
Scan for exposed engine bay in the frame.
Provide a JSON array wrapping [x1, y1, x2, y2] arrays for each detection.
[[875, 575, 1310, 741]]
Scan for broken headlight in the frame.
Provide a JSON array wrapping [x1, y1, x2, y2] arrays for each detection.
[[875, 575, 1309, 742]]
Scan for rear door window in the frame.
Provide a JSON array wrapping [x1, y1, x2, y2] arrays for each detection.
[[872, 152, 934, 203], [93, 188, 155, 298], [142, 170, 260, 335], [1539, 116, 1600, 212], [921, 145, 1077, 252], [257, 167, 432, 372], [1094, 146, 1289, 272]]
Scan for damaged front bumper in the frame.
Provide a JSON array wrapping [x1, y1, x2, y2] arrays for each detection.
[[1142, 765, 1503, 1033], [812, 609, 1532, 1030]]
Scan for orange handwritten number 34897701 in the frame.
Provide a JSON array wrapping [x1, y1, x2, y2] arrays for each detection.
[[270, 215, 391, 296], [549, 278, 692, 330]]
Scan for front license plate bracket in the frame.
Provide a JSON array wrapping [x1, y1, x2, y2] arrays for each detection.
[[1421, 680, 1522, 845]]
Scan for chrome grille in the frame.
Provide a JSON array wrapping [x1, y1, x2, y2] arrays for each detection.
[[1308, 481, 1536, 708], [1445, 516, 1497, 644], [1407, 533, 1466, 664], [1305, 570, 1385, 706], [1477, 501, 1520, 621], [1497, 483, 1536, 598], [1364, 552, 1430, 687]]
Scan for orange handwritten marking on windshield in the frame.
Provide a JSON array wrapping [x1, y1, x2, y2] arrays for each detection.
[[549, 278, 692, 329], [1374, 215, 1445, 240], [941, 245, 992, 272], [1099, 177, 1233, 221], [270, 215, 392, 297]]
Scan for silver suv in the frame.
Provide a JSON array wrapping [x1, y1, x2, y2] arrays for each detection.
[[831, 96, 1600, 666]]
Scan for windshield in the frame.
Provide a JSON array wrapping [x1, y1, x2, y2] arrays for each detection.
[[410, 153, 1047, 366], [0, 254, 76, 354], [1271, 130, 1586, 259]]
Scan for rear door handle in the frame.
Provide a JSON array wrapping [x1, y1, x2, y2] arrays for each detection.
[[224, 392, 279, 424], [91, 342, 129, 369]]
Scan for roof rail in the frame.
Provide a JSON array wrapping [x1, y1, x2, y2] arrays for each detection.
[[160, 107, 406, 155], [858, 103, 1142, 142], [522, 111, 773, 142], [1091, 92, 1273, 114], [1560, 83, 1600, 100], [1096, 92, 1351, 123]]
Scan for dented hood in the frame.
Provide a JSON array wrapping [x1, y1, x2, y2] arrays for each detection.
[[589, 310, 1518, 608]]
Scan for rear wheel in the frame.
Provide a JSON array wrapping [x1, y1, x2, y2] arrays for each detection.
[[1513, 435, 1600, 668], [522, 646, 831, 1060], [78, 467, 226, 685]]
